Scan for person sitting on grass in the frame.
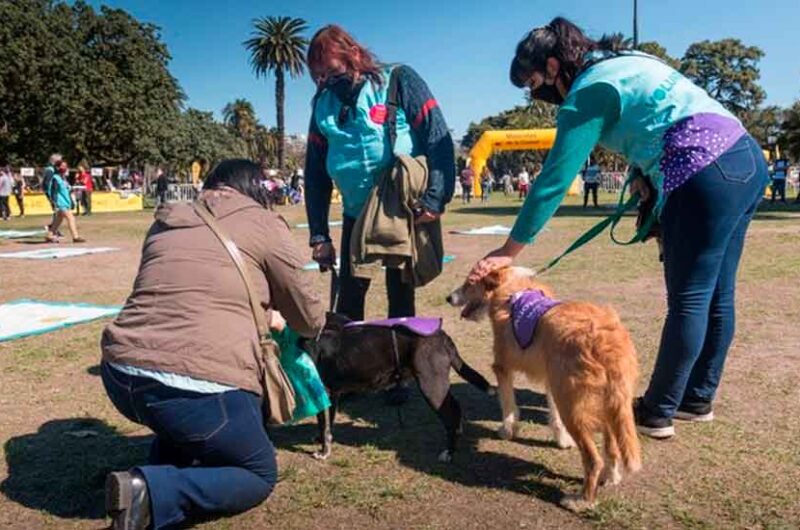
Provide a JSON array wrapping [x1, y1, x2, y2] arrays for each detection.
[[45, 160, 85, 243]]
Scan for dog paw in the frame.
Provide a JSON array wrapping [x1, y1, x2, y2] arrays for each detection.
[[560, 494, 596, 513], [312, 450, 331, 461], [600, 464, 623, 486], [554, 432, 576, 449], [437, 450, 453, 463], [497, 423, 517, 441]]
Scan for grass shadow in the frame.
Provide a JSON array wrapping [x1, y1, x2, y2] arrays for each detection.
[[453, 204, 627, 219], [270, 382, 576, 508], [11, 240, 53, 245], [1, 418, 150, 519]]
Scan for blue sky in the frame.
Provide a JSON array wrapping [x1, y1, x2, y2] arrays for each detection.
[[86, 0, 799, 138]]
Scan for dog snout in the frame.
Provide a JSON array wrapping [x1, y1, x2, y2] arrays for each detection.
[[446, 287, 465, 306]]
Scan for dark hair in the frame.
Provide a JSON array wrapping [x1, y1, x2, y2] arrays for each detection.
[[510, 17, 630, 89], [307, 25, 383, 86], [203, 159, 271, 208]]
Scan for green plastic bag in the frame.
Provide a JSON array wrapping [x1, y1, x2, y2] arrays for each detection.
[[272, 326, 330, 422]]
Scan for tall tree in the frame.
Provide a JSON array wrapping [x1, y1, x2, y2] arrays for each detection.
[[244, 16, 308, 171], [781, 101, 800, 160], [164, 108, 247, 173], [0, 0, 184, 166], [743, 105, 784, 147], [681, 39, 766, 119], [222, 98, 259, 159], [638, 41, 680, 69]]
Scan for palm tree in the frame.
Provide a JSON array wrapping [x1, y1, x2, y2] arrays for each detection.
[[222, 98, 259, 159], [244, 16, 308, 170]]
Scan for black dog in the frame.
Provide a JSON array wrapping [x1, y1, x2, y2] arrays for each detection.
[[306, 312, 495, 462]]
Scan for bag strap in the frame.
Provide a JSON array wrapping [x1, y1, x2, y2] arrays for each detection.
[[385, 67, 401, 152], [193, 201, 271, 346]]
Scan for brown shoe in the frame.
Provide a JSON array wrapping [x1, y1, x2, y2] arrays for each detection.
[[72, 237, 87, 243]]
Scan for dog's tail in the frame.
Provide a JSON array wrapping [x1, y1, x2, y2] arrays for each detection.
[[608, 383, 642, 474], [443, 334, 496, 396]]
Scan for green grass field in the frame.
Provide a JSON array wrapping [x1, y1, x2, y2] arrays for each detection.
[[1, 192, 799, 529]]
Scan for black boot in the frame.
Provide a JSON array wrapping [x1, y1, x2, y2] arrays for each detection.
[[106, 470, 152, 530]]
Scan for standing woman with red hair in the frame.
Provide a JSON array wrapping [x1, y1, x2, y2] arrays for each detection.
[[303, 26, 455, 401]]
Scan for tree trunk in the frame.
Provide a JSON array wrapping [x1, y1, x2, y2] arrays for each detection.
[[276, 69, 285, 171]]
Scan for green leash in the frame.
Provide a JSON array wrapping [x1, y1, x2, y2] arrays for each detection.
[[535, 176, 656, 275]]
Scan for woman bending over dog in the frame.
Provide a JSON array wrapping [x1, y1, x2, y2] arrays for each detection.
[[469, 17, 768, 440]]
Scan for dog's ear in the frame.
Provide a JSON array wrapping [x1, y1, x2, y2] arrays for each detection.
[[482, 268, 504, 292], [325, 311, 350, 330]]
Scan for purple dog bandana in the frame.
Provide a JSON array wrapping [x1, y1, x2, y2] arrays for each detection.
[[344, 317, 442, 337], [510, 290, 560, 349]]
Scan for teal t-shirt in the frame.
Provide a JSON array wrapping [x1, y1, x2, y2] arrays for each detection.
[[314, 67, 417, 218], [510, 51, 740, 244]]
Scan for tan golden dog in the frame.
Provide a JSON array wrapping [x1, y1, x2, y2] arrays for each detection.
[[447, 266, 641, 510]]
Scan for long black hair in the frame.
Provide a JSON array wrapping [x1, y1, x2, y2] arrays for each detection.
[[202, 159, 271, 209], [510, 17, 630, 90]]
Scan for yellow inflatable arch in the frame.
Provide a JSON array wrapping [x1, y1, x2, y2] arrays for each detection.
[[467, 129, 556, 195], [466, 128, 581, 196]]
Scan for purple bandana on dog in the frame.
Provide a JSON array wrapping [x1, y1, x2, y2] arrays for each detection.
[[510, 290, 560, 349], [344, 317, 442, 337]]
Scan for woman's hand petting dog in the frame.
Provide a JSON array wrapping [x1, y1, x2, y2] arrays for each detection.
[[468, 238, 525, 284]]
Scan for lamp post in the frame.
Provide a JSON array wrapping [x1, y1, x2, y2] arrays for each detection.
[[633, 0, 639, 48]]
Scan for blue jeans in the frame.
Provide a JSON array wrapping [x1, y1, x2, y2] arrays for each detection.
[[643, 134, 768, 419], [101, 362, 277, 529]]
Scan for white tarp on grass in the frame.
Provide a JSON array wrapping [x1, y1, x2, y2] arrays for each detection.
[[0, 229, 47, 239], [450, 225, 512, 236], [0, 299, 121, 342], [0, 247, 118, 260]]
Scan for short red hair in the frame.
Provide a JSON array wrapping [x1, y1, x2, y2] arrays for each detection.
[[307, 25, 382, 85]]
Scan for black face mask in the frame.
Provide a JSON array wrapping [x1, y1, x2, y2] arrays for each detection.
[[531, 81, 564, 106], [324, 73, 364, 106]]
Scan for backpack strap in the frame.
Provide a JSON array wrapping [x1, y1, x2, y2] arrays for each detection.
[[385, 67, 401, 153]]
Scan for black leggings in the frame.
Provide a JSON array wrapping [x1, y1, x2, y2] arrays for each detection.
[[335, 216, 415, 320], [0, 196, 9, 219]]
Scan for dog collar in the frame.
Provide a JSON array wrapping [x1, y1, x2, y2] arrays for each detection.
[[509, 290, 560, 349]]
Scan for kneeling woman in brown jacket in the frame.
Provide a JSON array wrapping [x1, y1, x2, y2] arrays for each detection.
[[100, 159, 324, 530]]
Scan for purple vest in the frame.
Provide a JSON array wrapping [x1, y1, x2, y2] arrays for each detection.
[[509, 290, 560, 349], [343, 317, 441, 336]]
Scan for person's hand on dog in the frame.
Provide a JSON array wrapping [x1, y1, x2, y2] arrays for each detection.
[[468, 237, 525, 284], [312, 241, 336, 272]]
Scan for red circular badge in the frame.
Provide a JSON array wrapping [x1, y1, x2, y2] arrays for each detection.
[[369, 104, 387, 124]]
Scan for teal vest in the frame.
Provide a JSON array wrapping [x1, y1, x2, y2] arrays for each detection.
[[315, 66, 416, 218], [566, 51, 740, 210]]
